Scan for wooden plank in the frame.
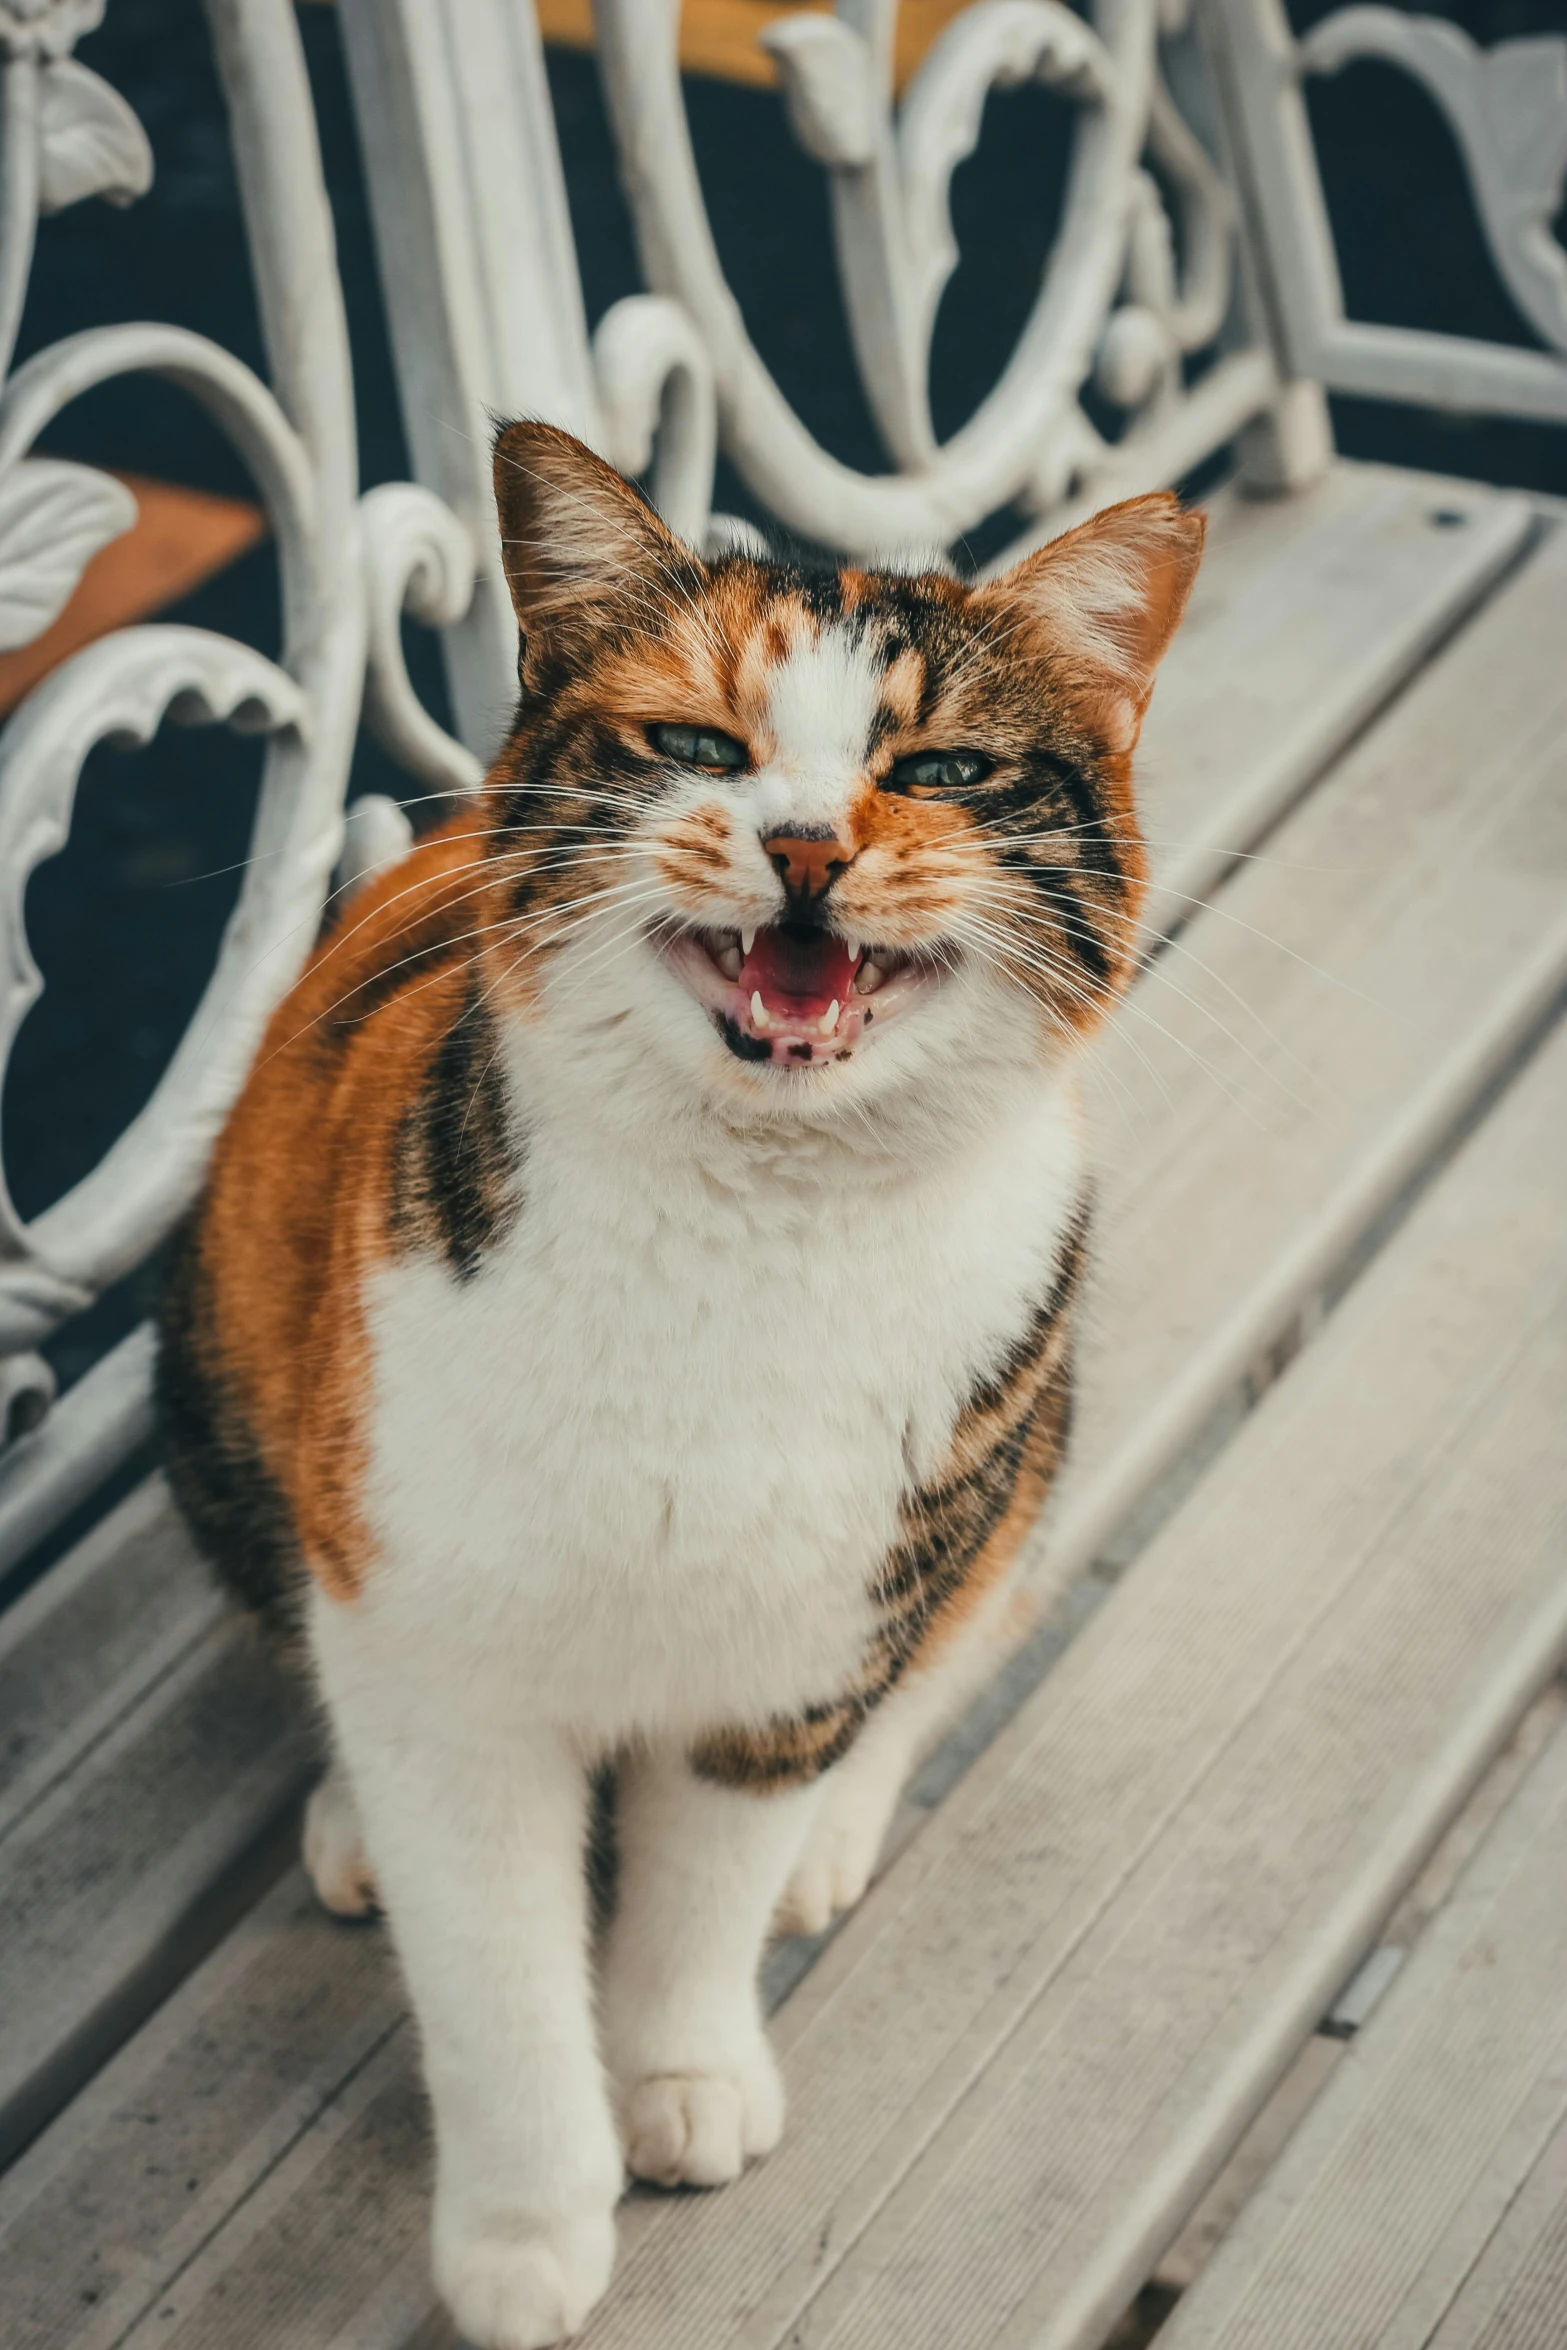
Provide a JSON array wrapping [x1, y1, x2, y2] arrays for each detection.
[[0, 1875, 405, 2350], [0, 1324, 157, 1595], [1146, 1686, 1564, 2306], [4, 519, 1566, 2343], [1159, 1712, 1567, 2350], [1428, 2119, 1567, 2350], [0, 475, 264, 718], [1133, 462, 1530, 938], [0, 458, 1528, 2177], [0, 1511, 315, 2168], [0, 1478, 212, 1830]]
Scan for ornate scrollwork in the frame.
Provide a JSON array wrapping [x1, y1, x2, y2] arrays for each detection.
[[360, 481, 483, 798], [0, 0, 105, 62], [0, 456, 134, 647], [1299, 8, 1567, 355], [35, 52, 152, 208], [592, 292, 718, 549], [589, 0, 1265, 553], [0, 0, 500, 1418], [0, 0, 1556, 1502], [0, 625, 308, 1346], [895, 1, 1118, 426]]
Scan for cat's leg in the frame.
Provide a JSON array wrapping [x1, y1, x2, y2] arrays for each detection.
[[773, 1697, 926, 1937], [302, 1751, 378, 1918], [599, 1748, 821, 2190], [312, 1604, 622, 2350], [778, 1567, 1030, 1935]]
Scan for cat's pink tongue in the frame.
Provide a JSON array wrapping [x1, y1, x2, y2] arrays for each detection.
[[740, 926, 857, 1019]]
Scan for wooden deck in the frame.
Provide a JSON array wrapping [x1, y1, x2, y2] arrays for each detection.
[[2, 455, 1565, 2350]]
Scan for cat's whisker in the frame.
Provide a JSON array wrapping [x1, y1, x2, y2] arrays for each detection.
[[945, 900, 1259, 1125], [1028, 929, 1281, 1128], [1140, 926, 1339, 1107], [948, 909, 1161, 1123], [1033, 895, 1319, 1118], [263, 867, 666, 1064], [512, 890, 681, 991]]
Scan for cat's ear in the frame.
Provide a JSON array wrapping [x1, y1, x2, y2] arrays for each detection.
[[491, 418, 688, 641], [979, 492, 1205, 754]]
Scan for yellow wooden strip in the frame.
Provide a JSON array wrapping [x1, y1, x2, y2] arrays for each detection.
[[533, 0, 972, 90], [0, 475, 266, 718]]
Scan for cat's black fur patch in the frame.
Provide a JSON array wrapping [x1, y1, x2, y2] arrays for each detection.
[[389, 976, 523, 1281], [157, 1213, 303, 1636]]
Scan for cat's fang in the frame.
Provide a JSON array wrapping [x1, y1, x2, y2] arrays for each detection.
[[751, 991, 772, 1031], [820, 1002, 840, 1036], [740, 927, 756, 957]]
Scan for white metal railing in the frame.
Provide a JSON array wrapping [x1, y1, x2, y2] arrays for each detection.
[[1209, 0, 1567, 424], [0, 0, 1561, 1569]]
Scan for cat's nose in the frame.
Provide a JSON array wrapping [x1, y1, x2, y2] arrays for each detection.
[[763, 828, 855, 905]]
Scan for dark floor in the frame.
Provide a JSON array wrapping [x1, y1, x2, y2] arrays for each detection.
[[6, 0, 1567, 1389]]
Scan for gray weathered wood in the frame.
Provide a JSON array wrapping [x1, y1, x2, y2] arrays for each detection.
[[1160, 1711, 1567, 2350], [1428, 2119, 1567, 2350], [0, 1323, 156, 1592], [0, 1873, 405, 2350], [0, 1481, 315, 2168], [0, 1477, 213, 1830], [1131, 459, 1531, 937], [0, 0, 1560, 2331]]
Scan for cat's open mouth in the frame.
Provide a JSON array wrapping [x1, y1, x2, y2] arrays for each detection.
[[658, 922, 941, 1067]]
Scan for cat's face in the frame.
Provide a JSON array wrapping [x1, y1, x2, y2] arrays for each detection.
[[483, 424, 1202, 1124]]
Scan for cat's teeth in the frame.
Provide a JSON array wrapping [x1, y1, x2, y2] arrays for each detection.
[[820, 1000, 840, 1036], [750, 990, 771, 1031], [715, 942, 742, 979], [857, 958, 886, 995], [740, 926, 756, 957], [843, 936, 861, 963]]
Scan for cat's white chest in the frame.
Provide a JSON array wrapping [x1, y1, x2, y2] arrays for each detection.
[[359, 1082, 1080, 1744]]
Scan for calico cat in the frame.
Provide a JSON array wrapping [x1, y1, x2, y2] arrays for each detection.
[[158, 422, 1202, 2350]]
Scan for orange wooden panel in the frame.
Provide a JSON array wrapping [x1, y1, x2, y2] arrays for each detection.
[[534, 0, 973, 90]]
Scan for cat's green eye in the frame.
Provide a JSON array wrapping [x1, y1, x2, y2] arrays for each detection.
[[885, 749, 992, 795], [648, 722, 748, 772]]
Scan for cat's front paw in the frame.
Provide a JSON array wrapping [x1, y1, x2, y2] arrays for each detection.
[[774, 1775, 888, 1935], [303, 1766, 378, 1918], [434, 2212, 616, 2349], [619, 2051, 784, 2189]]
